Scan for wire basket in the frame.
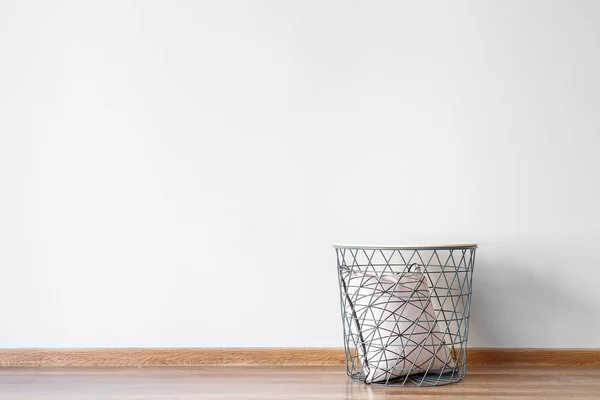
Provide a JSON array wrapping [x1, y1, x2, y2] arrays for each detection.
[[334, 244, 477, 386]]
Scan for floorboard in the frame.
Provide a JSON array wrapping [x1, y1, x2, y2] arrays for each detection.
[[1, 365, 598, 399]]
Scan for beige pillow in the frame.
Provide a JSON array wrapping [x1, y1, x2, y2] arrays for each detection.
[[345, 270, 454, 383]]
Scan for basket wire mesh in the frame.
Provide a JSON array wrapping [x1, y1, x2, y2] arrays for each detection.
[[335, 244, 477, 386]]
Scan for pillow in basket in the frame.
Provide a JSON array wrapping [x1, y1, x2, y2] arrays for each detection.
[[345, 270, 454, 383]]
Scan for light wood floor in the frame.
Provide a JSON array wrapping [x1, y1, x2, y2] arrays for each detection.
[[1, 365, 599, 399]]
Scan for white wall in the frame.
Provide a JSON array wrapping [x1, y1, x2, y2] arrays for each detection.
[[1, 0, 599, 349]]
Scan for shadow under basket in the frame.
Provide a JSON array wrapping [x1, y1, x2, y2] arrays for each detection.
[[334, 244, 477, 387]]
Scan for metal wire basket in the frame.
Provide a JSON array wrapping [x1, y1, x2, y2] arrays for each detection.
[[334, 244, 477, 386]]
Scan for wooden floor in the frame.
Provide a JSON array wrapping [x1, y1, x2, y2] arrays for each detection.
[[1, 365, 599, 399]]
